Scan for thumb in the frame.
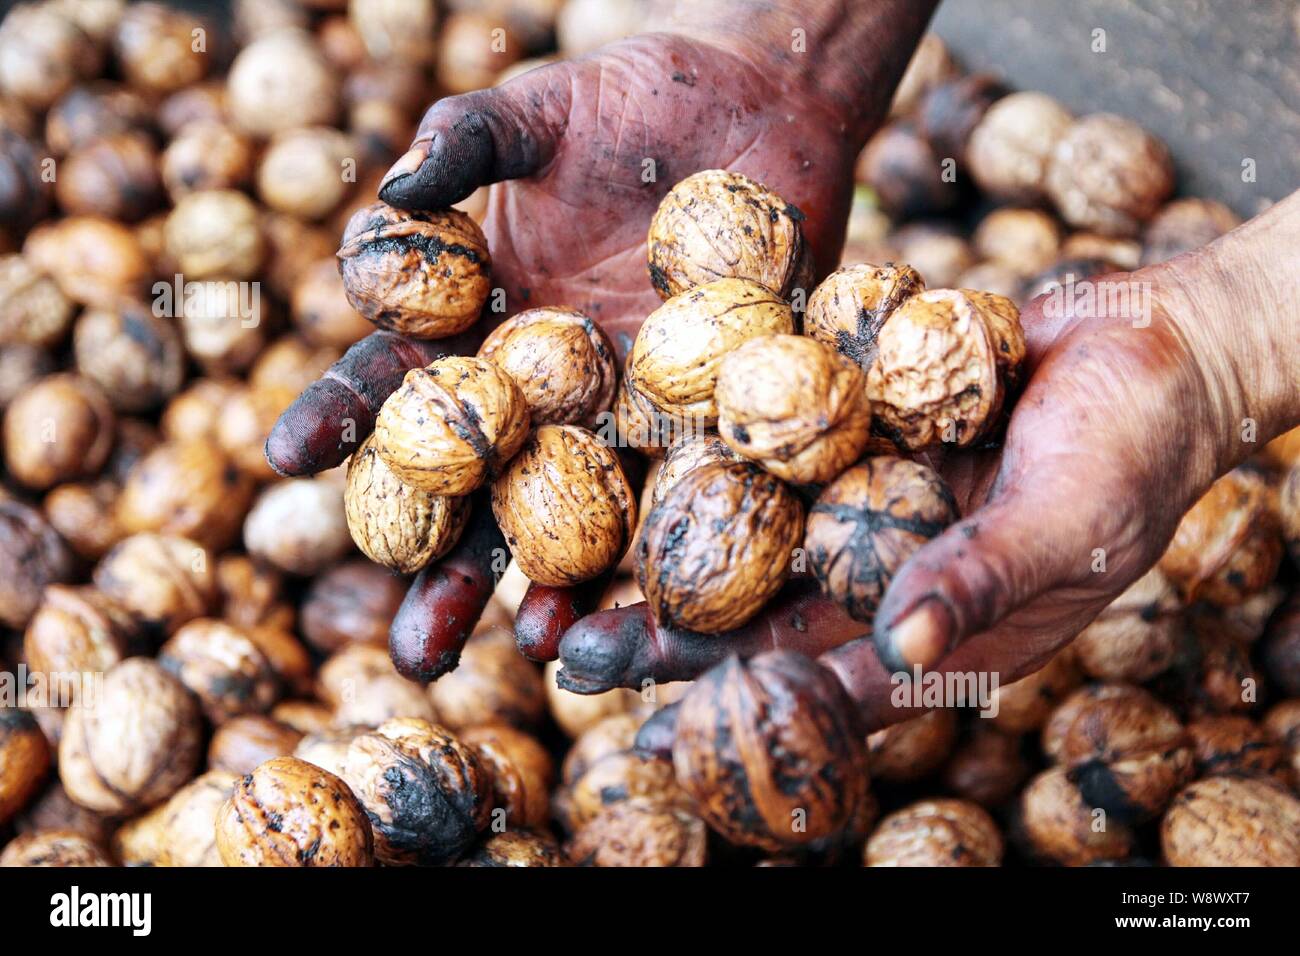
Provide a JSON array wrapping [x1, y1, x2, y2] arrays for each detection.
[[378, 67, 574, 210]]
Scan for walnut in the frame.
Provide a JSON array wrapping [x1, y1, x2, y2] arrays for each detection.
[[116, 441, 253, 552], [713, 334, 872, 485], [867, 709, 958, 783], [1049, 683, 1193, 823], [478, 307, 617, 427], [0, 830, 111, 867], [1045, 114, 1175, 238], [560, 747, 686, 833], [338, 202, 491, 339], [426, 627, 546, 731], [160, 378, 241, 443], [291, 256, 373, 347], [941, 723, 1030, 808], [22, 216, 148, 306], [855, 122, 958, 220], [1141, 198, 1241, 266], [160, 120, 254, 200], [967, 92, 1074, 203], [459, 829, 566, 867], [0, 126, 52, 235], [1161, 777, 1300, 866], [1185, 715, 1290, 785], [345, 433, 470, 574], [866, 288, 1025, 450], [972, 207, 1062, 276], [216, 756, 373, 867], [250, 335, 341, 397], [646, 169, 812, 302], [890, 225, 975, 288], [1059, 232, 1142, 270], [158, 619, 279, 724], [0, 254, 75, 347], [0, 502, 75, 630], [0, 709, 50, 826], [264, 213, 338, 299], [461, 723, 554, 830], [627, 278, 795, 424], [299, 559, 404, 654], [436, 11, 524, 92], [92, 532, 214, 638], [1263, 701, 1300, 782], [341, 717, 489, 865], [226, 29, 340, 136], [374, 356, 529, 495], [0, 3, 101, 110], [492, 425, 635, 586], [805, 457, 958, 624], [988, 648, 1081, 734], [612, 369, 685, 454], [567, 798, 707, 867], [1019, 767, 1134, 866], [215, 383, 297, 482], [257, 127, 356, 221], [22, 585, 136, 704], [59, 658, 202, 814], [114, 770, 237, 867], [293, 726, 368, 779], [3, 373, 114, 490], [15, 782, 114, 847], [350, 0, 438, 65], [651, 434, 742, 507], [0, 345, 56, 411], [804, 263, 925, 371], [560, 713, 641, 786], [673, 651, 868, 850], [864, 798, 1001, 867], [157, 81, 228, 136], [164, 190, 265, 280], [637, 461, 803, 634], [244, 478, 353, 576], [112, 2, 210, 93], [1159, 468, 1282, 606], [888, 32, 956, 116], [1073, 568, 1182, 682], [271, 701, 334, 737], [917, 73, 1006, 165], [73, 302, 185, 412], [319, 644, 437, 727], [53, 131, 161, 221], [208, 716, 304, 777]]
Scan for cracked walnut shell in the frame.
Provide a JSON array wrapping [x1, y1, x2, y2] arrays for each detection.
[[478, 307, 617, 427], [216, 756, 373, 867], [345, 433, 470, 574], [646, 169, 812, 301], [864, 798, 1002, 867], [627, 278, 794, 424], [1161, 776, 1300, 866], [338, 202, 491, 339], [804, 263, 925, 371], [637, 461, 803, 634], [805, 457, 958, 624], [866, 289, 1025, 450], [492, 425, 636, 586], [715, 334, 872, 485], [374, 356, 530, 496]]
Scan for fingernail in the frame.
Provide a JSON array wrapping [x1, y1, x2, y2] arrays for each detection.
[[379, 146, 428, 193], [882, 598, 954, 672]]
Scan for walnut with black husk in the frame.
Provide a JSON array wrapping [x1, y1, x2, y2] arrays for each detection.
[[338, 201, 491, 339], [804, 263, 924, 370], [646, 169, 812, 301], [637, 461, 803, 634]]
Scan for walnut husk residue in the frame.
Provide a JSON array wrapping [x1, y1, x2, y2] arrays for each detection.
[[805, 262, 925, 370]]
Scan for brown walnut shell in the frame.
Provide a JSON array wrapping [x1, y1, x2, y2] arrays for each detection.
[[461, 723, 554, 831], [0, 254, 75, 347], [319, 644, 436, 727], [940, 723, 1030, 808], [22, 216, 148, 306], [426, 626, 546, 731], [345, 432, 471, 574], [864, 798, 1002, 867], [226, 28, 340, 136], [291, 256, 373, 347], [1072, 568, 1182, 682], [163, 189, 265, 280], [58, 658, 202, 815], [44, 480, 123, 562], [805, 457, 958, 624], [1281, 464, 1300, 568], [646, 169, 811, 302], [478, 306, 618, 427], [972, 207, 1062, 276], [567, 798, 708, 867], [1262, 593, 1300, 697], [988, 648, 1081, 734], [966, 91, 1074, 203], [3, 373, 115, 490], [342, 717, 491, 866], [73, 302, 186, 412], [93, 532, 216, 637], [651, 433, 743, 507], [1186, 715, 1291, 785], [1019, 767, 1134, 866], [159, 618, 280, 725], [627, 277, 794, 424], [804, 262, 925, 371], [114, 770, 238, 867], [492, 424, 635, 586], [715, 334, 872, 484], [374, 356, 530, 495], [116, 440, 254, 552], [338, 201, 491, 339], [209, 716, 304, 777], [636, 461, 803, 634], [0, 4, 101, 110], [299, 559, 404, 653], [459, 829, 566, 867], [0, 501, 76, 630], [0, 708, 50, 826], [560, 713, 642, 786], [54, 131, 161, 221], [160, 120, 254, 200], [113, 2, 211, 94], [1141, 198, 1241, 267], [0, 830, 111, 867], [23, 585, 136, 704], [560, 749, 688, 833], [216, 756, 374, 867], [868, 708, 959, 783], [673, 651, 868, 851], [1161, 776, 1300, 866]]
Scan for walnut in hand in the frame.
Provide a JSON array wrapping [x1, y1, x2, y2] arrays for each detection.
[[804, 262, 924, 371]]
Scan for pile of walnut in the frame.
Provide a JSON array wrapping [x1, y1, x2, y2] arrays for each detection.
[[2, 4, 1300, 869]]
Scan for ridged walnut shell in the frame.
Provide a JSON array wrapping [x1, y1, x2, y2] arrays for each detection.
[[0, 709, 50, 826], [3, 373, 115, 490], [23, 585, 135, 703], [345, 433, 470, 574], [1159, 468, 1282, 607], [92, 532, 216, 636], [492, 425, 635, 586], [567, 797, 708, 867], [461, 723, 554, 831], [864, 798, 1002, 867], [559, 749, 689, 833], [651, 433, 742, 507], [158, 618, 279, 725], [341, 717, 491, 866], [636, 461, 803, 634], [318, 644, 437, 727], [1161, 777, 1300, 866], [209, 716, 305, 777], [337, 201, 491, 339], [426, 626, 546, 731], [715, 334, 872, 484], [1186, 715, 1291, 785], [805, 457, 958, 624], [1072, 568, 1182, 682], [216, 756, 374, 867], [58, 658, 202, 815], [966, 91, 1074, 203], [374, 356, 530, 495], [116, 440, 254, 552], [672, 651, 869, 851], [1019, 767, 1134, 866], [804, 263, 925, 370], [646, 169, 812, 301], [866, 289, 1024, 449], [478, 307, 617, 427], [114, 770, 238, 867], [627, 278, 794, 424]]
